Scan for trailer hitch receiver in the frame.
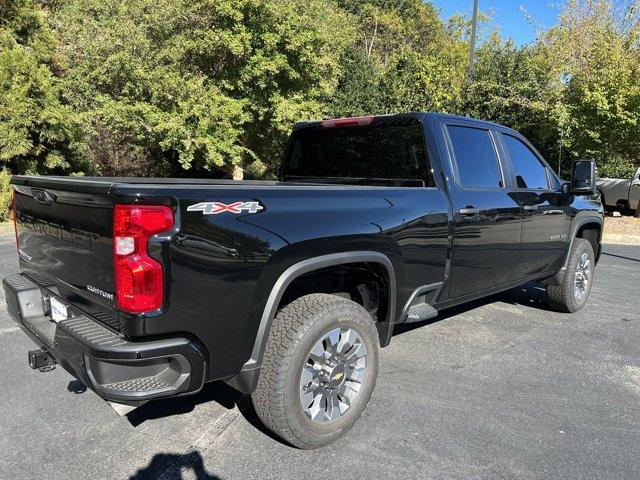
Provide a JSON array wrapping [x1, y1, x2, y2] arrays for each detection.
[[28, 348, 57, 372]]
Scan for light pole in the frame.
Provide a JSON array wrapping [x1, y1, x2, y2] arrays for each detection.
[[558, 143, 562, 176], [466, 0, 479, 116]]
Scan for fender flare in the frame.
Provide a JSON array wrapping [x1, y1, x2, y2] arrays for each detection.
[[563, 215, 603, 268], [547, 215, 603, 287], [227, 251, 397, 394]]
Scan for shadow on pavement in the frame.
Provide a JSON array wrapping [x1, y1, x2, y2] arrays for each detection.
[[67, 379, 87, 394], [501, 282, 554, 311], [601, 251, 640, 263], [127, 381, 242, 427], [234, 398, 293, 447], [129, 451, 220, 480], [126, 380, 292, 446], [394, 282, 552, 337]]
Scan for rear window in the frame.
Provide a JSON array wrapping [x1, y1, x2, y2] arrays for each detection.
[[282, 119, 432, 187]]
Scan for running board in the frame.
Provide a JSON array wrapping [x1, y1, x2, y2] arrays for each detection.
[[405, 303, 438, 323], [402, 282, 442, 323]]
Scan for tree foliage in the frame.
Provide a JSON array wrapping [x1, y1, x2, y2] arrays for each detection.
[[0, 167, 11, 221], [543, 0, 640, 177], [1, 0, 639, 220], [332, 0, 467, 115], [56, 0, 353, 178], [0, 0, 90, 176]]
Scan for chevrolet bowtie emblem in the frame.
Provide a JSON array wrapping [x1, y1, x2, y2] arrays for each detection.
[[332, 372, 344, 381]]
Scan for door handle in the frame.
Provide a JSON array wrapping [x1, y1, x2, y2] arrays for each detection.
[[459, 208, 480, 215], [523, 205, 538, 211]]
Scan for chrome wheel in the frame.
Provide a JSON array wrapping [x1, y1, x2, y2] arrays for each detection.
[[574, 252, 591, 301], [299, 327, 367, 423]]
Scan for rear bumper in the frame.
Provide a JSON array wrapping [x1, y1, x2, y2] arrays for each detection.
[[3, 273, 206, 404]]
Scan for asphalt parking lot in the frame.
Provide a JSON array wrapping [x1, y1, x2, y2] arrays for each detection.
[[1, 234, 639, 480]]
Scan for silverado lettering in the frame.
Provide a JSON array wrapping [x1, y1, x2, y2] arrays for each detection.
[[17, 212, 99, 251]]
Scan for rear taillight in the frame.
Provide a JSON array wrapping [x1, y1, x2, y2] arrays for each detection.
[[12, 189, 19, 250], [113, 204, 174, 314]]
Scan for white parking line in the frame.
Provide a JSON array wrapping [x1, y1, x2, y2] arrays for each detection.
[[156, 408, 241, 480]]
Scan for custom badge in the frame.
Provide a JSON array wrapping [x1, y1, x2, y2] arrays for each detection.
[[187, 201, 264, 215]]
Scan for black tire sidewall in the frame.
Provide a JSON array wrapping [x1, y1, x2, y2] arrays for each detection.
[[564, 238, 595, 311], [282, 305, 379, 448]]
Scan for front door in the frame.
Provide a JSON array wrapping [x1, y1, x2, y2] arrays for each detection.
[[498, 132, 571, 278], [443, 123, 523, 299]]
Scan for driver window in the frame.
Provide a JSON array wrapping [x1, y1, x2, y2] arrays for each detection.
[[502, 134, 549, 190]]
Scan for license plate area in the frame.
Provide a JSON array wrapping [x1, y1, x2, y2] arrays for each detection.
[[49, 296, 69, 323]]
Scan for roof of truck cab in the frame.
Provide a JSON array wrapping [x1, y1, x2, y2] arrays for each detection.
[[427, 112, 515, 131], [292, 112, 516, 133]]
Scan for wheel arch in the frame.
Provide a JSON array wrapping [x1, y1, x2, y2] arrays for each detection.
[[575, 221, 602, 262], [545, 215, 603, 287], [227, 251, 397, 394]]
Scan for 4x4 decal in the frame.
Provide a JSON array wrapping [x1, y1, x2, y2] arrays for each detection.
[[187, 201, 264, 215]]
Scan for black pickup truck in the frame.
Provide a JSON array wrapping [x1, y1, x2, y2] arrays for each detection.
[[4, 113, 603, 448]]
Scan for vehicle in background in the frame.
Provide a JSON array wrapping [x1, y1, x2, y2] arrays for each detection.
[[3, 113, 603, 449], [597, 167, 640, 214]]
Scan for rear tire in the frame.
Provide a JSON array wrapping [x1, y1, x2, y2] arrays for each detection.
[[251, 293, 379, 449], [546, 238, 595, 312]]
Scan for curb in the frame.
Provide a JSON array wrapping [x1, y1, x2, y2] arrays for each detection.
[[602, 234, 640, 246]]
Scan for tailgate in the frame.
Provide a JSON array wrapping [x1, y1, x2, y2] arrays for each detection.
[[12, 178, 117, 325]]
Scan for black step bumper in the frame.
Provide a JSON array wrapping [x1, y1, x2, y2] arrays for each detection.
[[3, 273, 206, 404]]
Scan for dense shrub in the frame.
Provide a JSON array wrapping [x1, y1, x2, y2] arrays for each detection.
[[0, 168, 12, 222], [0, 0, 638, 220]]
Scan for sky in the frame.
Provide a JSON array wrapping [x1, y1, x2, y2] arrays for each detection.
[[430, 0, 561, 46]]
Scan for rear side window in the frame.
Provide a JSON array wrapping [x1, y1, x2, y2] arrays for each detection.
[[447, 126, 502, 188], [502, 134, 549, 189], [283, 119, 432, 186]]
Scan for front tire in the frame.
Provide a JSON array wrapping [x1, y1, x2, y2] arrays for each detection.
[[546, 238, 595, 312], [251, 293, 379, 449]]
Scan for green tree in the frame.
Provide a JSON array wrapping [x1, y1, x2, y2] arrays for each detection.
[[331, 0, 467, 117], [330, 44, 385, 117], [380, 47, 465, 113], [56, 0, 354, 178], [0, 167, 12, 221], [541, 0, 640, 177], [467, 34, 564, 168], [0, 0, 90, 176]]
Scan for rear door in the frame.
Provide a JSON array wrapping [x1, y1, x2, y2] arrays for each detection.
[[498, 132, 572, 278], [441, 121, 523, 299]]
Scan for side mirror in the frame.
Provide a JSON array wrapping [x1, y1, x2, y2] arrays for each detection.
[[570, 160, 596, 195]]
